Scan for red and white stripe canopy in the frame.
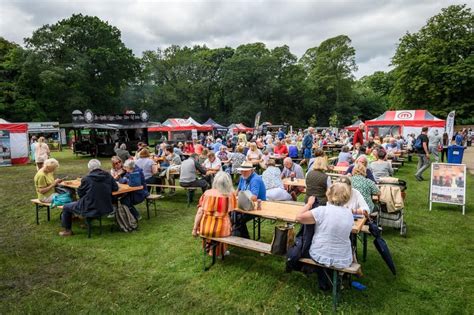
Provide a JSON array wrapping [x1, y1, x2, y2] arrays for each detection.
[[365, 110, 445, 128]]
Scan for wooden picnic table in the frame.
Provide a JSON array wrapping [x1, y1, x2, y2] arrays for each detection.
[[327, 166, 348, 173], [60, 179, 143, 196], [282, 178, 306, 188], [233, 201, 366, 234]]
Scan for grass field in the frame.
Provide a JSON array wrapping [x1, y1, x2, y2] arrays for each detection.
[[1, 150, 473, 314]]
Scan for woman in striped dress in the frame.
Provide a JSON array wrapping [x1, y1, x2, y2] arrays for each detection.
[[192, 171, 236, 256]]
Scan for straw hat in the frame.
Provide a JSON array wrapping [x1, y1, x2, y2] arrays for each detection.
[[236, 161, 255, 171]]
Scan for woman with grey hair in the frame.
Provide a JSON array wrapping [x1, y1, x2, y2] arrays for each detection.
[[119, 159, 149, 220], [34, 158, 62, 203], [192, 171, 236, 256]]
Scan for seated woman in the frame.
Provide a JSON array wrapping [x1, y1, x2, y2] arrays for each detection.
[[246, 142, 265, 170], [338, 176, 370, 214], [305, 157, 331, 206], [135, 149, 160, 190], [368, 149, 393, 181], [34, 158, 62, 203], [296, 183, 354, 290], [198, 148, 209, 165], [351, 164, 380, 213], [262, 159, 292, 201], [228, 146, 246, 178], [192, 171, 236, 256], [119, 159, 149, 220], [110, 156, 126, 180], [337, 146, 353, 165], [344, 155, 376, 182]]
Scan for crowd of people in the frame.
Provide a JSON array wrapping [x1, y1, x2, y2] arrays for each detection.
[[32, 123, 471, 291]]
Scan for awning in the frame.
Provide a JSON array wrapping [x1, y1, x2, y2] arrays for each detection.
[[204, 118, 228, 131], [365, 110, 445, 128], [151, 118, 213, 132]]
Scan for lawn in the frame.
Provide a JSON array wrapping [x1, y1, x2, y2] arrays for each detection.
[[0, 150, 473, 314]]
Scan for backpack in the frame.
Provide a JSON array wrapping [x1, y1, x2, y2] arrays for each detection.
[[414, 136, 423, 151], [128, 172, 141, 187], [51, 193, 73, 208], [115, 201, 138, 232]]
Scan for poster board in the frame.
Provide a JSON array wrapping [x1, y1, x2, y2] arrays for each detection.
[[429, 163, 467, 215], [0, 129, 12, 166]]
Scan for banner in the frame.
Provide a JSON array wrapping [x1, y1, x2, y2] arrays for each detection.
[[254, 111, 261, 134], [446, 111, 455, 140], [0, 129, 12, 167], [429, 163, 466, 215]]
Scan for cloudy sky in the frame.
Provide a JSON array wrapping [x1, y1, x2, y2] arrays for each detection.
[[0, 0, 466, 77]]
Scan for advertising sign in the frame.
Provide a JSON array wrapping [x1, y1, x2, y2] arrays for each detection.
[[429, 163, 467, 215], [446, 111, 455, 141], [0, 129, 12, 166]]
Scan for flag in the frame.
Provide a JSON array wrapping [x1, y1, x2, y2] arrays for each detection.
[[446, 111, 455, 140]]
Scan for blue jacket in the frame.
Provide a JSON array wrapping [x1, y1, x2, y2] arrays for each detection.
[[120, 166, 149, 204], [238, 172, 267, 201], [303, 134, 313, 149]]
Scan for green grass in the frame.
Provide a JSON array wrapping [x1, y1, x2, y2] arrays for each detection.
[[0, 150, 473, 314]]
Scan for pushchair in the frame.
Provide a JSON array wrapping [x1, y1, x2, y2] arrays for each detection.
[[374, 178, 407, 237]]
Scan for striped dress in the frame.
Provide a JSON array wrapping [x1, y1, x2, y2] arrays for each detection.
[[198, 189, 237, 256]]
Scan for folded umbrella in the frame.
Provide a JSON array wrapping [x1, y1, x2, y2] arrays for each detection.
[[368, 221, 396, 275]]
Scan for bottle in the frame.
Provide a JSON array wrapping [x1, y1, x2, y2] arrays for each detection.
[[351, 281, 367, 291], [257, 199, 262, 210]]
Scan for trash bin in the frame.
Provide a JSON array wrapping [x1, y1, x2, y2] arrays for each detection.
[[447, 145, 465, 164]]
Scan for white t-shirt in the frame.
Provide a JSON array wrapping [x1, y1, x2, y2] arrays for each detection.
[[203, 157, 222, 170], [309, 204, 353, 269], [344, 188, 370, 212]]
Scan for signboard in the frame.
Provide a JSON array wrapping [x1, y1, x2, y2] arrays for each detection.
[[72, 109, 149, 124], [429, 163, 467, 215], [394, 110, 416, 120], [0, 130, 12, 167], [191, 129, 198, 140]]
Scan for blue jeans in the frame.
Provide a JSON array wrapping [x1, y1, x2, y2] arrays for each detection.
[[415, 154, 430, 177]]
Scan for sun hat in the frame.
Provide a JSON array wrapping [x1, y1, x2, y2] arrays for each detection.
[[236, 161, 255, 171]]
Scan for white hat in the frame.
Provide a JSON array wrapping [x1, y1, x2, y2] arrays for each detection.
[[236, 161, 255, 171]]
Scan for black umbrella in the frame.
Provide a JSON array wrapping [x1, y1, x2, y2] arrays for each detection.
[[368, 221, 396, 275]]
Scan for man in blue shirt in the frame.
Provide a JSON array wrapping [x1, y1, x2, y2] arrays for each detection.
[[302, 127, 315, 163], [213, 138, 223, 153], [455, 132, 464, 146], [232, 161, 266, 238], [277, 128, 285, 141]]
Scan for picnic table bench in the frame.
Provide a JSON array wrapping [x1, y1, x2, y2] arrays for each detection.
[[147, 184, 202, 207], [201, 234, 362, 311]]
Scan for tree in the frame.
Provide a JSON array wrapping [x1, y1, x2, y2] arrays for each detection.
[[391, 4, 474, 122], [0, 37, 41, 121], [20, 14, 139, 121], [301, 35, 357, 126]]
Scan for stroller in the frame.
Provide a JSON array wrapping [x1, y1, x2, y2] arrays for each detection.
[[374, 178, 407, 237]]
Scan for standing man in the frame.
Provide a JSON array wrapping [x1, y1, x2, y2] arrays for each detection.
[[428, 130, 442, 162], [277, 128, 285, 141], [353, 123, 365, 147], [302, 127, 315, 164], [415, 127, 430, 181]]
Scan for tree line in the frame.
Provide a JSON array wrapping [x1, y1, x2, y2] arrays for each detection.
[[0, 4, 472, 127]]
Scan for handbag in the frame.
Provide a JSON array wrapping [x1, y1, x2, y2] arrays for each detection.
[[51, 193, 73, 208], [271, 224, 295, 255], [238, 190, 255, 211]]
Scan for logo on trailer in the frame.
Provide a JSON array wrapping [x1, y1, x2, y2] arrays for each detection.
[[397, 111, 413, 119]]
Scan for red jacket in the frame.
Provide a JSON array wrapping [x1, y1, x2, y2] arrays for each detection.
[[353, 129, 364, 146]]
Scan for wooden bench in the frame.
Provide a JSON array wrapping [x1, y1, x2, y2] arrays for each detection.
[[145, 194, 163, 219], [202, 235, 362, 311], [31, 199, 52, 225], [147, 184, 202, 207]]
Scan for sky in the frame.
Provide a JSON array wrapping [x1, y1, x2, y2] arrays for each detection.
[[0, 0, 467, 78]]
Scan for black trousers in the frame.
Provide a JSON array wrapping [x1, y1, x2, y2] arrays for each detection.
[[180, 179, 208, 193], [231, 212, 254, 239]]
